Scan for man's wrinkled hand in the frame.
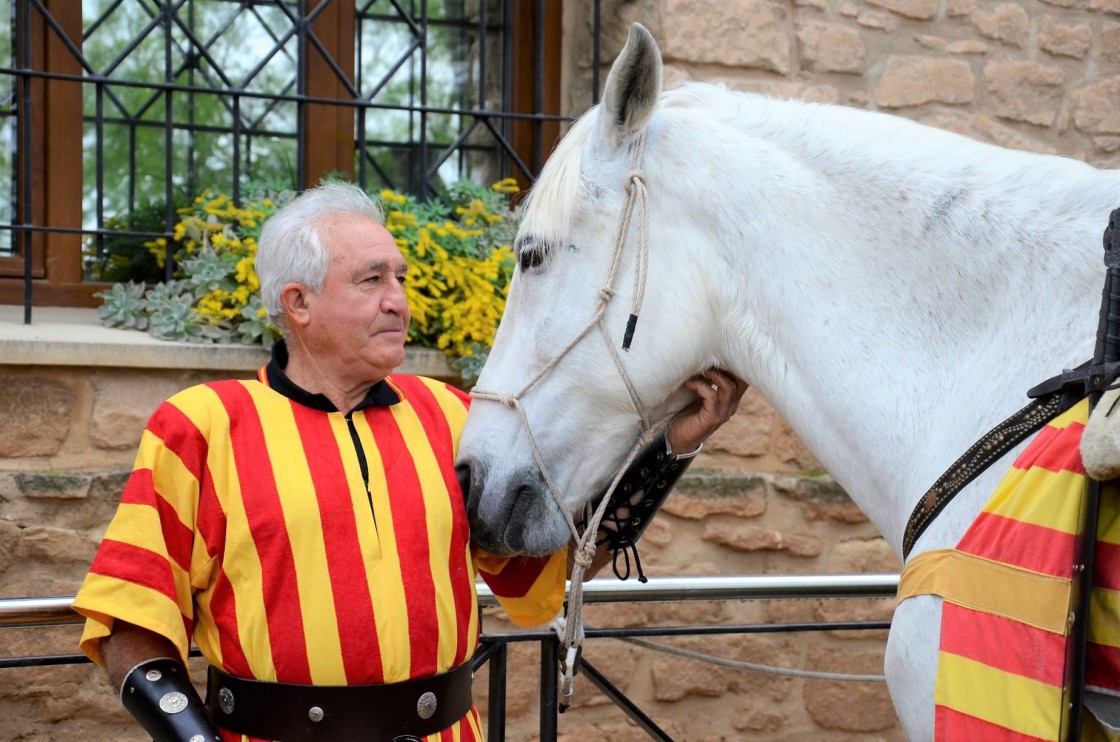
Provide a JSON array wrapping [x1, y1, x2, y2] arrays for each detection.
[[667, 368, 749, 455]]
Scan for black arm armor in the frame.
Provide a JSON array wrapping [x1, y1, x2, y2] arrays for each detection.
[[119, 658, 222, 742], [595, 431, 696, 580]]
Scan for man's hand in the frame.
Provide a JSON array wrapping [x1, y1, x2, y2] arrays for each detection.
[[573, 368, 749, 581], [666, 368, 749, 456]]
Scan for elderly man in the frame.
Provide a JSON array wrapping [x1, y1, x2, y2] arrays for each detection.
[[73, 182, 745, 741]]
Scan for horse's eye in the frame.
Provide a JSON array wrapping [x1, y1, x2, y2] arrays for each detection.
[[519, 249, 544, 272]]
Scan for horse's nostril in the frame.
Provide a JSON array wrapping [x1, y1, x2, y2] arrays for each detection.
[[455, 463, 472, 504]]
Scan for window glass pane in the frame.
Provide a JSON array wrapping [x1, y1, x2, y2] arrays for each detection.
[[355, 0, 507, 196], [2, 0, 549, 287], [82, 0, 301, 231]]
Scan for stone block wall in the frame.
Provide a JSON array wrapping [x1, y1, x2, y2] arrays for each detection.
[[0, 361, 268, 742], [0, 357, 901, 740], [475, 471, 903, 741], [563, 0, 1120, 166], [20, 0, 1117, 731]]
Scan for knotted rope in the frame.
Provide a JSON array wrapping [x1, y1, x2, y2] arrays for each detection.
[[471, 133, 673, 707]]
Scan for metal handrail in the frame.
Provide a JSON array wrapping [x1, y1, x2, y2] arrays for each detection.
[[0, 574, 899, 628], [0, 574, 900, 740]]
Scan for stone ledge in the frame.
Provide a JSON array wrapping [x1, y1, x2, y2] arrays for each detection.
[[0, 305, 458, 378]]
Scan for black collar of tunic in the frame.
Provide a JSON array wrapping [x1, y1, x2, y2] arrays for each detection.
[[265, 339, 401, 412]]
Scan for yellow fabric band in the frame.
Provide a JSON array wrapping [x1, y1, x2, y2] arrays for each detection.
[[898, 548, 1072, 635]]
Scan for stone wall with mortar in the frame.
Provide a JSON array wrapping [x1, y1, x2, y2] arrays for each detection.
[[19, 0, 1106, 729], [563, 0, 1120, 167], [0, 310, 901, 740]]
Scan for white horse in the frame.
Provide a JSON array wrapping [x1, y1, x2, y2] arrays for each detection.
[[456, 22, 1120, 739]]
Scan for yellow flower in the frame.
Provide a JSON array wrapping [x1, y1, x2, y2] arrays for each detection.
[[144, 184, 516, 359], [386, 210, 418, 233], [491, 178, 520, 194], [380, 189, 407, 205]]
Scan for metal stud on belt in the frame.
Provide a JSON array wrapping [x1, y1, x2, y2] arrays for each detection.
[[217, 686, 235, 715], [416, 691, 437, 720]]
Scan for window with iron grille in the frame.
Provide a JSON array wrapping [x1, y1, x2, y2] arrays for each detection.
[[0, 0, 573, 311]]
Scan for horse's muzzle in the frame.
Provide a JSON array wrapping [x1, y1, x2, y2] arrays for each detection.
[[458, 458, 569, 557]]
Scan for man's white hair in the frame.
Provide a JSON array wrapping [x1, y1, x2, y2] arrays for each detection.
[[256, 181, 385, 329]]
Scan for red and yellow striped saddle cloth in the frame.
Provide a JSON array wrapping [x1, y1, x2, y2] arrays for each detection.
[[898, 398, 1120, 741]]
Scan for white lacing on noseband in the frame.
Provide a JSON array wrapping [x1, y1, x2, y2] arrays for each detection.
[[470, 132, 675, 706]]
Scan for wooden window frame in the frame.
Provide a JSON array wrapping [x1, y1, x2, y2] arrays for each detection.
[[0, 1, 86, 306]]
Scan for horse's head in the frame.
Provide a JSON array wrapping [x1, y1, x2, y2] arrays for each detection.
[[457, 24, 728, 556]]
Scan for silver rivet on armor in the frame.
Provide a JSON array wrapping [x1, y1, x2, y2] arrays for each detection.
[[145, 669, 162, 682], [218, 686, 235, 715], [417, 691, 438, 720], [158, 691, 189, 714], [308, 706, 325, 723]]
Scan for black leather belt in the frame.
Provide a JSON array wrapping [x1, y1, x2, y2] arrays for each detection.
[[206, 663, 473, 742]]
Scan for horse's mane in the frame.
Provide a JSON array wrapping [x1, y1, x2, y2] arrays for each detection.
[[521, 81, 1117, 248], [519, 113, 597, 250]]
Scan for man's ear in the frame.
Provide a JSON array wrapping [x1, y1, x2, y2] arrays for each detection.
[[279, 283, 312, 328]]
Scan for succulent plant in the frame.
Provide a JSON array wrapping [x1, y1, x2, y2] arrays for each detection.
[[234, 295, 280, 350], [148, 293, 225, 343], [93, 183, 516, 373], [449, 342, 490, 385], [143, 279, 191, 305], [95, 281, 149, 330], [181, 248, 234, 295]]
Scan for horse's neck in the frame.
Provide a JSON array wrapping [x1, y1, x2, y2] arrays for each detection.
[[691, 105, 1118, 552]]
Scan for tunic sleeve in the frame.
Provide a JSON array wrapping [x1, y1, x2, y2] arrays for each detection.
[[472, 546, 568, 626], [73, 394, 215, 668]]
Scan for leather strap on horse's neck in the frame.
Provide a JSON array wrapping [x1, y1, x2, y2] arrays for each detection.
[[901, 361, 1097, 560]]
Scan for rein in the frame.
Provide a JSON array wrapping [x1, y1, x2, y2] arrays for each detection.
[[470, 132, 676, 706]]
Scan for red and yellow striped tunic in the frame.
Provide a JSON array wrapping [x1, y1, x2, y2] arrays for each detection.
[[73, 365, 567, 742], [899, 399, 1120, 741]]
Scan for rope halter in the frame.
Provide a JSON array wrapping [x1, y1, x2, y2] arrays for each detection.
[[470, 132, 675, 707]]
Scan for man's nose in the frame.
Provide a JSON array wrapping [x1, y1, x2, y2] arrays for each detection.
[[382, 279, 408, 314]]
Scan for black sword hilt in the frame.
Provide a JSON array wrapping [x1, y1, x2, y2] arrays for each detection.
[[1066, 206, 1120, 742], [1093, 208, 1120, 400]]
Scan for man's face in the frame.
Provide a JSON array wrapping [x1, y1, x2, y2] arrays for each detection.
[[301, 213, 411, 382]]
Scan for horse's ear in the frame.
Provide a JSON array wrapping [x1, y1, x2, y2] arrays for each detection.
[[598, 23, 663, 149]]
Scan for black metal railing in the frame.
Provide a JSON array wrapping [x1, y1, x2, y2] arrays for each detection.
[[2, 0, 602, 318], [0, 574, 899, 741]]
